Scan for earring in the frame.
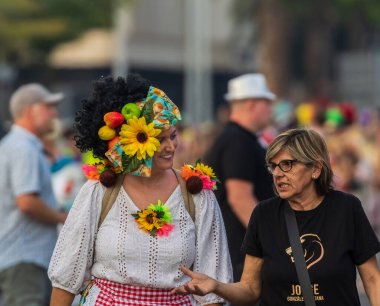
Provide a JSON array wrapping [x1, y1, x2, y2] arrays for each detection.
[[312, 175, 316, 179]]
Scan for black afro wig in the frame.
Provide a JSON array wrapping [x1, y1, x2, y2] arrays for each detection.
[[74, 74, 151, 158]]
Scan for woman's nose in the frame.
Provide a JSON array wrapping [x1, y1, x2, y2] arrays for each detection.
[[162, 139, 175, 152], [272, 165, 283, 176]]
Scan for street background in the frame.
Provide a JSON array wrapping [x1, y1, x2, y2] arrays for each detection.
[[1, 0, 380, 305]]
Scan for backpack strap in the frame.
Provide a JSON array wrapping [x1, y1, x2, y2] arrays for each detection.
[[99, 169, 195, 229], [99, 175, 124, 228], [173, 169, 195, 222]]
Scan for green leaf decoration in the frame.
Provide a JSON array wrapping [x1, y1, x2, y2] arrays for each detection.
[[122, 153, 142, 174], [156, 211, 164, 219], [151, 228, 157, 237], [140, 100, 154, 124]]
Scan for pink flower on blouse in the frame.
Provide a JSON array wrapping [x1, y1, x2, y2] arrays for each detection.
[[82, 165, 99, 180], [200, 175, 216, 190], [156, 223, 175, 237]]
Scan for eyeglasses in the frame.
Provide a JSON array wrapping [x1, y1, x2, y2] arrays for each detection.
[[266, 159, 298, 174]]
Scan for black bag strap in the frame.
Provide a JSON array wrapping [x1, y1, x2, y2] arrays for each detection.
[[284, 202, 316, 306]]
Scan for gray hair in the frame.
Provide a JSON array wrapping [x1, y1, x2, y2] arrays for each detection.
[[266, 128, 334, 196]]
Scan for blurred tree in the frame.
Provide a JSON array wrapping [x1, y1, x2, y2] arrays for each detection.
[[234, 0, 380, 98], [0, 0, 112, 65]]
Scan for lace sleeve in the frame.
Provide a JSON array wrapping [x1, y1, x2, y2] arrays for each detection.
[[192, 190, 233, 305], [48, 180, 103, 294]]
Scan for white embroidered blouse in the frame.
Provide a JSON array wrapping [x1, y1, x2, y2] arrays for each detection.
[[48, 180, 233, 305]]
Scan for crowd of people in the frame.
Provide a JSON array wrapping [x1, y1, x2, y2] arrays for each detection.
[[176, 91, 380, 242], [0, 73, 379, 305]]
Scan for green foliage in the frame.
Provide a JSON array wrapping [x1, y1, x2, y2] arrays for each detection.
[[234, 0, 380, 25], [364, 1, 380, 25], [0, 0, 113, 64], [281, 0, 380, 25], [232, 0, 258, 22], [44, 0, 112, 40], [140, 100, 154, 124], [121, 153, 141, 174]]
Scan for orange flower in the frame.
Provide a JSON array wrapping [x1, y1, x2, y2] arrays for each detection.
[[181, 164, 200, 181], [108, 136, 120, 150], [181, 161, 219, 193]]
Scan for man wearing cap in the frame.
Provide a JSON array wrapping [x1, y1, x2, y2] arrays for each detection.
[[0, 83, 67, 305], [205, 73, 276, 282]]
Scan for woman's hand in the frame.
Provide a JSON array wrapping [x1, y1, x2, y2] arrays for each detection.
[[173, 255, 263, 306], [172, 267, 218, 296]]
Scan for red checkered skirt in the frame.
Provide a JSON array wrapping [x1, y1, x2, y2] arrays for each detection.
[[82, 278, 193, 306]]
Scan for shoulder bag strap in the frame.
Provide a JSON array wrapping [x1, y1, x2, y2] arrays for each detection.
[[173, 169, 195, 222], [99, 175, 124, 228], [284, 202, 316, 306]]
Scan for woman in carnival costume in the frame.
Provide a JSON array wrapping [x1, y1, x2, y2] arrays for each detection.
[[48, 74, 232, 305]]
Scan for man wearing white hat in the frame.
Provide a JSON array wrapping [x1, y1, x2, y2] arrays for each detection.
[[0, 83, 67, 305], [205, 73, 276, 281]]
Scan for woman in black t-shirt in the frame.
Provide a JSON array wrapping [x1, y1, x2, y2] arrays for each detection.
[[173, 128, 380, 305]]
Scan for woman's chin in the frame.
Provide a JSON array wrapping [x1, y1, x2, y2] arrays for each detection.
[[154, 158, 174, 170], [276, 189, 290, 199]]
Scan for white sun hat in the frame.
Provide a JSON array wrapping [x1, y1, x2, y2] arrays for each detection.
[[224, 73, 276, 102]]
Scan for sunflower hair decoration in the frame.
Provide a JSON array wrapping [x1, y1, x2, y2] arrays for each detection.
[[181, 160, 219, 194], [82, 86, 181, 186], [132, 200, 174, 237]]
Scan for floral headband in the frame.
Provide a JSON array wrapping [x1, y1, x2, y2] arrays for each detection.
[[83, 86, 181, 186]]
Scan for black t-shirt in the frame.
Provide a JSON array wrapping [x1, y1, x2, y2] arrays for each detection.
[[205, 122, 274, 279], [242, 190, 380, 305]]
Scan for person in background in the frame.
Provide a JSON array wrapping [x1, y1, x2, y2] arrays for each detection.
[[205, 73, 276, 281], [50, 125, 86, 213], [0, 83, 67, 306], [174, 128, 380, 305], [48, 74, 232, 305]]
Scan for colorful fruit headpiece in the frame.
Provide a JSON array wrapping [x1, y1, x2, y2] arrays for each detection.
[[83, 86, 181, 186]]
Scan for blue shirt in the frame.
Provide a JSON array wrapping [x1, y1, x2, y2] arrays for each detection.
[[0, 125, 58, 271]]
